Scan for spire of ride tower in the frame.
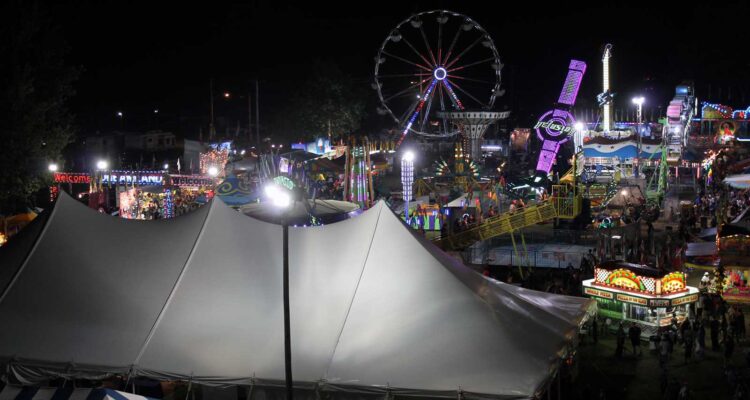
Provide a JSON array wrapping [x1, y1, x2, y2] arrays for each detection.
[[600, 44, 613, 133]]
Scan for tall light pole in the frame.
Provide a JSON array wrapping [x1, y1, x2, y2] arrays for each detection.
[[264, 182, 294, 400], [401, 151, 415, 222], [632, 96, 645, 178], [96, 160, 109, 209]]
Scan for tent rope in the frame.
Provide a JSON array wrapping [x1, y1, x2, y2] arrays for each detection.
[[323, 203, 383, 378]]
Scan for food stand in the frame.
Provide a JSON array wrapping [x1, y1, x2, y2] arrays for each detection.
[[583, 261, 699, 337]]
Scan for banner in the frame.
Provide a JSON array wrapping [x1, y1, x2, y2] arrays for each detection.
[[169, 175, 214, 188], [54, 173, 91, 184], [101, 172, 163, 186]]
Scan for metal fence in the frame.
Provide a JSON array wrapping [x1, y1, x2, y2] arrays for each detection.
[[464, 222, 642, 265]]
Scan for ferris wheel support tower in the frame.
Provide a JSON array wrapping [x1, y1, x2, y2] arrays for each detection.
[[441, 111, 510, 161]]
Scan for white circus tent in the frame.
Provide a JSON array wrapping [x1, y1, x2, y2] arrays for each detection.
[[0, 193, 593, 399]]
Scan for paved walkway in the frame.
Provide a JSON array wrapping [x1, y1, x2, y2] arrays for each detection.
[[575, 329, 750, 399]]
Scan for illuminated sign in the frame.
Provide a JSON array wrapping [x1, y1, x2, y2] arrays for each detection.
[[49, 185, 59, 202], [209, 141, 233, 151], [647, 298, 671, 308], [671, 293, 699, 306], [273, 176, 295, 191], [616, 293, 648, 306], [584, 287, 613, 299], [533, 116, 577, 137], [101, 172, 163, 186], [53, 173, 91, 184], [279, 158, 290, 173], [163, 189, 174, 219], [535, 59, 586, 173], [169, 175, 214, 187]]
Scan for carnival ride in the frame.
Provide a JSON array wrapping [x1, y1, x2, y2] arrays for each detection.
[[433, 142, 480, 191], [534, 60, 587, 174], [598, 44, 614, 133], [665, 84, 696, 161], [436, 184, 582, 251], [373, 9, 506, 154], [343, 137, 375, 209], [435, 60, 588, 265], [645, 142, 669, 205]]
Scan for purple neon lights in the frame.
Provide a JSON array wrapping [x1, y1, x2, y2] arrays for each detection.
[[534, 110, 575, 142], [557, 60, 587, 106], [536, 143, 560, 173], [534, 59, 587, 174]]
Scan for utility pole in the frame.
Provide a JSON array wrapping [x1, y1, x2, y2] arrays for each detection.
[[209, 78, 216, 142], [248, 87, 253, 145], [255, 80, 260, 147]]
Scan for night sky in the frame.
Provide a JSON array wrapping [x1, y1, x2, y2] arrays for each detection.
[[49, 1, 750, 139]]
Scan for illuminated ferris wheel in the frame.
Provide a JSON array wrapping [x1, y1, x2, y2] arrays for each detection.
[[373, 10, 503, 142]]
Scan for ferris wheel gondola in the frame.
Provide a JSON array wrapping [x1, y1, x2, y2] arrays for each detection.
[[374, 10, 503, 144]]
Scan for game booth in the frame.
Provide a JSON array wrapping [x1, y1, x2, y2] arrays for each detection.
[[107, 171, 216, 220], [716, 224, 750, 302], [583, 261, 699, 337]]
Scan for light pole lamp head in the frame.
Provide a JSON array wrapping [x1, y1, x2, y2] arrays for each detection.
[[96, 160, 108, 170], [402, 151, 415, 162], [48, 163, 58, 172], [632, 97, 645, 106], [265, 183, 292, 209]]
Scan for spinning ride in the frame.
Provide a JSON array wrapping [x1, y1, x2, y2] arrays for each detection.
[[373, 10, 504, 147]]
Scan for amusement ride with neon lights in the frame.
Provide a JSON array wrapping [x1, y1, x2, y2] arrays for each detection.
[[373, 10, 503, 146], [534, 60, 587, 175]]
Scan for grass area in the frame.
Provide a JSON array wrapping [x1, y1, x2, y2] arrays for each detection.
[[574, 332, 750, 399]]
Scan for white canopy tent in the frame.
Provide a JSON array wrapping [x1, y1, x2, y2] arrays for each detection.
[[0, 193, 593, 399]]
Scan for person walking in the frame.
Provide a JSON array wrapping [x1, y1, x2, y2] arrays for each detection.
[[658, 333, 668, 365], [683, 326, 694, 364], [724, 332, 735, 368], [666, 330, 674, 361], [712, 316, 721, 351], [628, 323, 642, 356], [592, 316, 598, 344], [739, 309, 746, 340], [616, 323, 626, 358]]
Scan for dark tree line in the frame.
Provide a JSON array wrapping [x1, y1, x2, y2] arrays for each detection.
[[272, 59, 367, 143], [0, 1, 79, 214]]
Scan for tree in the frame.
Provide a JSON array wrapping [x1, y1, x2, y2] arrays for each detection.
[[0, 1, 79, 214], [284, 60, 366, 141]]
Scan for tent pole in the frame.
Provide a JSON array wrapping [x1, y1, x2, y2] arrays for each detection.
[[283, 216, 294, 400]]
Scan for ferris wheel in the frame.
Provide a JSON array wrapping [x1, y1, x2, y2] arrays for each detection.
[[374, 10, 503, 142]]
